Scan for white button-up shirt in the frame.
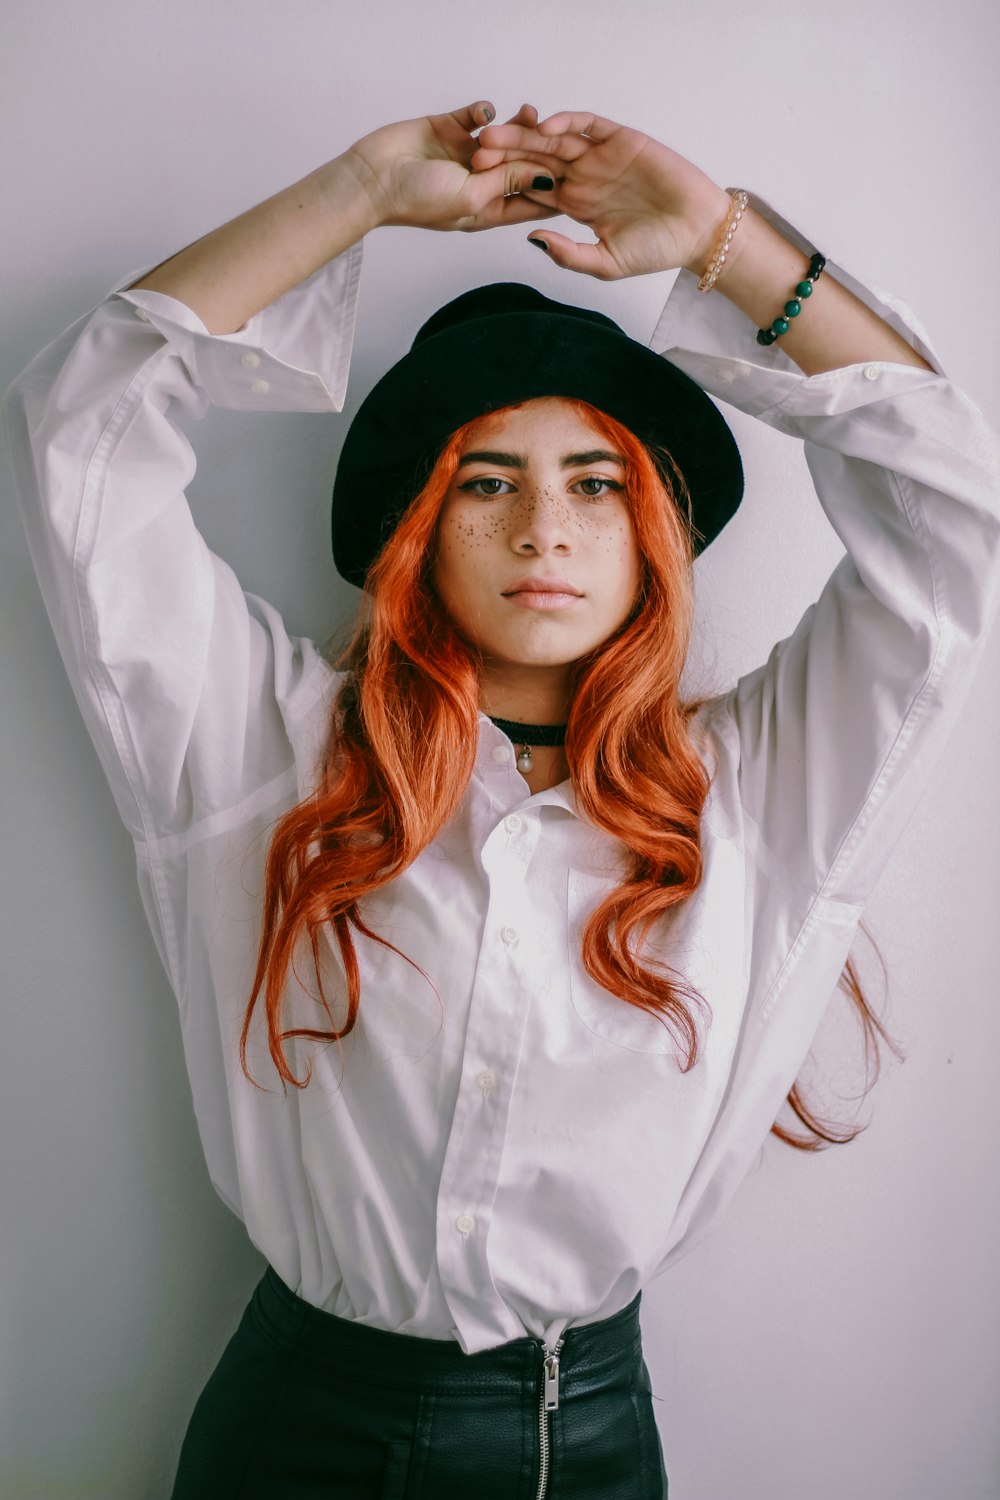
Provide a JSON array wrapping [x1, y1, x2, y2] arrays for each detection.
[[5, 195, 999, 1356]]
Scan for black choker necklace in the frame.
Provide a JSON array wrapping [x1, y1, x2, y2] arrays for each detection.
[[487, 715, 567, 775]]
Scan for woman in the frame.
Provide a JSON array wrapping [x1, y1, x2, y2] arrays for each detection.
[[5, 99, 998, 1498]]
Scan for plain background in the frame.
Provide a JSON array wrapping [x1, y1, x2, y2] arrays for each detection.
[[2, 2, 998, 1497]]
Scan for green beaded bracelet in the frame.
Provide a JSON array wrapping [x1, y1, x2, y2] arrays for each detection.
[[757, 253, 827, 346]]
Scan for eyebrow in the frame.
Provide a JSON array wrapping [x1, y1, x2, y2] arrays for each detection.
[[455, 448, 626, 470]]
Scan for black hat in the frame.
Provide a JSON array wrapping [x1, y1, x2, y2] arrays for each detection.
[[331, 282, 743, 592]]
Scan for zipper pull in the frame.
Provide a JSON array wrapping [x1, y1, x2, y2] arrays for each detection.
[[543, 1347, 561, 1411]]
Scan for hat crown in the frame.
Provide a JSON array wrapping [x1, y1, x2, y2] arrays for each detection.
[[412, 281, 621, 349]]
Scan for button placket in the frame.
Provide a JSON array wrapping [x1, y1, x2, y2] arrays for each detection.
[[435, 828, 540, 1347]]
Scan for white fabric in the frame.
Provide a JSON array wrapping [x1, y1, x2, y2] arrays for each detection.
[[4, 196, 998, 1357]]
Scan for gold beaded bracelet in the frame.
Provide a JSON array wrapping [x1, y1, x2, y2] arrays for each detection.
[[696, 189, 749, 293]]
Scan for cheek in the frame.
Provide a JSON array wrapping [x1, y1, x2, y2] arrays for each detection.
[[433, 511, 494, 610], [434, 503, 521, 598], [437, 507, 500, 559], [602, 515, 641, 580]]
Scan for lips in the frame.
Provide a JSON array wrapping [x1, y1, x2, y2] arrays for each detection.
[[502, 577, 582, 596]]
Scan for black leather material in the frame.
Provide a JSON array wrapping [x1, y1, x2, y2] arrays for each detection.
[[170, 1266, 668, 1498]]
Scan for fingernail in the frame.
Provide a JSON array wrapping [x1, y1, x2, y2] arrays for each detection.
[[531, 175, 554, 191], [528, 238, 549, 252], [481, 104, 494, 123]]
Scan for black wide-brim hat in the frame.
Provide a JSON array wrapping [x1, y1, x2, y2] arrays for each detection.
[[331, 282, 743, 592]]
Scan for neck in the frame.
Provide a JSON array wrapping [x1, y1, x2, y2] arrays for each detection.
[[487, 711, 566, 746], [478, 666, 571, 728]]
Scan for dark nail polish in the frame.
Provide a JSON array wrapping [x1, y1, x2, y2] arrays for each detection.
[[528, 238, 548, 252], [531, 175, 554, 191]]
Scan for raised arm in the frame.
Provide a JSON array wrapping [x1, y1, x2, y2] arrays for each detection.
[[472, 110, 932, 375], [472, 111, 999, 911], [130, 100, 556, 333], [2, 100, 556, 851]]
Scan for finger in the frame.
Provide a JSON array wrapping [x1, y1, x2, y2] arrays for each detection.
[[470, 142, 566, 174], [534, 110, 621, 142], [464, 160, 560, 212], [493, 198, 562, 227], [446, 99, 497, 134], [502, 102, 539, 129], [476, 122, 592, 163], [523, 230, 622, 281]]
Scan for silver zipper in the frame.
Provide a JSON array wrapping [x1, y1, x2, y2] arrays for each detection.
[[535, 1336, 566, 1500]]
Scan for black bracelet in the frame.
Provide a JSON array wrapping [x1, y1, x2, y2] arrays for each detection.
[[756, 252, 827, 346]]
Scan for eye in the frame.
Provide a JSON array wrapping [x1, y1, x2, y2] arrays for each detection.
[[456, 474, 625, 501], [573, 476, 624, 499], [458, 476, 516, 497]]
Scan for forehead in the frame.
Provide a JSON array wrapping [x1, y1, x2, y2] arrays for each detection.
[[461, 397, 609, 448]]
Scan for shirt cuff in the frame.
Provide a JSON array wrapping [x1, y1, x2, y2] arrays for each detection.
[[649, 190, 945, 431], [110, 240, 364, 414]]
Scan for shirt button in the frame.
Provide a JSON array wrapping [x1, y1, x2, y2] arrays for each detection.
[[501, 925, 518, 946], [250, 378, 270, 395], [504, 815, 521, 834], [133, 308, 150, 322], [491, 745, 510, 765], [477, 1069, 496, 1095], [455, 1213, 475, 1234], [863, 364, 880, 381], [241, 352, 261, 369]]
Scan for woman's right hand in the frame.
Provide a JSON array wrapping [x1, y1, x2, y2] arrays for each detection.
[[341, 100, 561, 233], [128, 99, 555, 336]]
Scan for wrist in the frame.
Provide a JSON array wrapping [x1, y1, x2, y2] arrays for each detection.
[[710, 206, 809, 320], [681, 184, 736, 278], [322, 149, 387, 238]]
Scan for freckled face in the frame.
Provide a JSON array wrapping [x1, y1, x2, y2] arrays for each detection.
[[432, 399, 642, 699]]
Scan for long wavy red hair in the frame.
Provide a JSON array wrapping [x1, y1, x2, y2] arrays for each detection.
[[241, 399, 901, 1150]]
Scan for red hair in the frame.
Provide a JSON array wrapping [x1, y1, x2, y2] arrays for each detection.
[[241, 400, 900, 1150]]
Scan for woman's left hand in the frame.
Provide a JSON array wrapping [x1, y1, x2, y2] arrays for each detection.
[[472, 111, 731, 280]]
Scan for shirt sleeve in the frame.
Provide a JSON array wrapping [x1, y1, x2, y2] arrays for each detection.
[[651, 193, 1000, 907], [2, 243, 363, 845]]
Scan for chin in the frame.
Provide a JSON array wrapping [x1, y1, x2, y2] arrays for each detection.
[[490, 654, 590, 677]]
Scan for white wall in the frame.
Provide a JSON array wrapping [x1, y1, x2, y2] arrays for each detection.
[[1, 2, 997, 1496]]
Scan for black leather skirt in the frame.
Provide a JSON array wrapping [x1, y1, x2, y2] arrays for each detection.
[[170, 1266, 668, 1499]]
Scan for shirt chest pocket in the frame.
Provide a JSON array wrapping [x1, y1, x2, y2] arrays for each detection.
[[565, 867, 683, 1055]]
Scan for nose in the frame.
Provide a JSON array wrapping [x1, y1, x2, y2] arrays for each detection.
[[506, 484, 575, 553]]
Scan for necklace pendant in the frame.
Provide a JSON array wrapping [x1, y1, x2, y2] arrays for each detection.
[[517, 745, 534, 773]]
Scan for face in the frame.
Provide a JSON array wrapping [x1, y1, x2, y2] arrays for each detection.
[[431, 398, 642, 719]]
